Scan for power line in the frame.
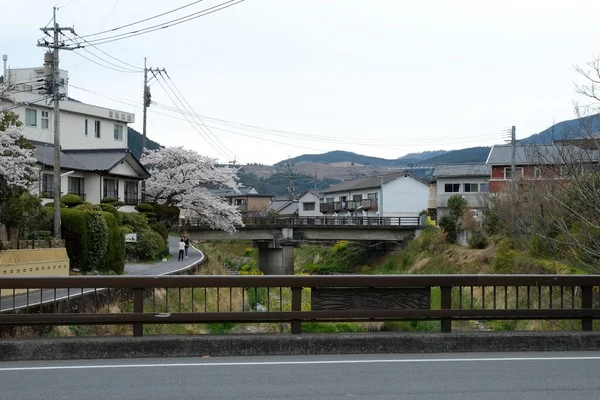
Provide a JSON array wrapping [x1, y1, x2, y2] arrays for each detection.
[[77, 0, 246, 47], [0, 96, 53, 112], [70, 49, 142, 73], [75, 0, 207, 39], [69, 32, 143, 71]]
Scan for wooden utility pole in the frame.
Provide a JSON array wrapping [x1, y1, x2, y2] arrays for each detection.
[[510, 125, 516, 195], [38, 7, 75, 239]]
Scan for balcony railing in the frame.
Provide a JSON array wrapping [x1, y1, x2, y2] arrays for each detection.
[[320, 199, 378, 213]]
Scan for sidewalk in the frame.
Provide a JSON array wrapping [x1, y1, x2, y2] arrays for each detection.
[[124, 236, 205, 276]]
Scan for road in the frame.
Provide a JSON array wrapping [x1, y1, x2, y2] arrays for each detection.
[[0, 236, 204, 312], [1, 352, 600, 399]]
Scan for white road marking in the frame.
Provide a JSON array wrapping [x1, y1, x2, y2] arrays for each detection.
[[2, 356, 600, 372]]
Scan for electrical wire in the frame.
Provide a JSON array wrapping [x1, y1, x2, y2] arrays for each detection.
[[0, 96, 54, 112], [78, 0, 246, 47], [70, 50, 142, 73], [75, 0, 207, 39], [69, 33, 143, 71], [151, 70, 235, 161]]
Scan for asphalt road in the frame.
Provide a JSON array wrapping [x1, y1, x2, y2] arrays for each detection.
[[1, 352, 600, 399], [0, 237, 204, 312]]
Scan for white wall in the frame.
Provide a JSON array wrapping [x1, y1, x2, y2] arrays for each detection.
[[9, 92, 134, 150], [298, 192, 323, 217], [322, 187, 381, 217], [382, 176, 429, 217], [436, 177, 490, 212], [8, 67, 69, 96], [86, 174, 102, 204], [110, 159, 140, 177]]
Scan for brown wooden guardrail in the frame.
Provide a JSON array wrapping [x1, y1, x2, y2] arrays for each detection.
[[0, 275, 598, 335]]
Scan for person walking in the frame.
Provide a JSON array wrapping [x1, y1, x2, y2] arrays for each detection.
[[178, 238, 185, 261], [184, 236, 190, 258]]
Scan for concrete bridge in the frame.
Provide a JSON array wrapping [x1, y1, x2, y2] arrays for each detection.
[[181, 216, 426, 274]]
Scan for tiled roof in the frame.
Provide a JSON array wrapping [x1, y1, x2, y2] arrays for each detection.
[[322, 172, 424, 194], [486, 144, 599, 165], [433, 163, 491, 178]]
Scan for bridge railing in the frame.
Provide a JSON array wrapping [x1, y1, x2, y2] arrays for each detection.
[[181, 216, 424, 228], [1, 275, 599, 336]]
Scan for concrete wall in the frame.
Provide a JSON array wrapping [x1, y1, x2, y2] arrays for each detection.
[[436, 176, 490, 211], [0, 248, 69, 297], [382, 176, 429, 217], [298, 192, 323, 217], [257, 246, 294, 275]]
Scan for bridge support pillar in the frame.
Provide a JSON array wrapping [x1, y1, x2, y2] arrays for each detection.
[[257, 245, 295, 275]]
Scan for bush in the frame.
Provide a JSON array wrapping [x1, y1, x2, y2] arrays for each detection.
[[149, 221, 168, 241], [467, 230, 488, 249], [101, 197, 118, 204], [121, 212, 150, 232], [86, 212, 109, 272], [101, 212, 125, 274], [74, 202, 99, 212], [99, 203, 120, 224], [125, 229, 166, 262], [152, 204, 180, 226], [135, 202, 154, 213], [61, 194, 84, 208], [438, 215, 457, 243], [61, 209, 89, 271]]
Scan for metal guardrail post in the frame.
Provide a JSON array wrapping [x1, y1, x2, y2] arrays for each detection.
[[441, 286, 452, 332], [582, 285, 593, 331], [133, 288, 144, 336], [291, 287, 302, 334]]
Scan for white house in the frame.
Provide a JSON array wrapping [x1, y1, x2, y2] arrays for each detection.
[[432, 163, 491, 219], [319, 172, 430, 218], [297, 190, 323, 217], [1, 65, 149, 210]]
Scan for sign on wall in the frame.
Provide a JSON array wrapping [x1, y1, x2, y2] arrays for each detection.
[[124, 233, 137, 243]]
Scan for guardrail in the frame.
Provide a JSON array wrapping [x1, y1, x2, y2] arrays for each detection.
[[181, 216, 424, 228], [0, 275, 598, 336]]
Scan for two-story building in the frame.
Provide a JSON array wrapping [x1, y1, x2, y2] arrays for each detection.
[[486, 143, 599, 193], [317, 172, 429, 218], [1, 66, 149, 210], [431, 163, 491, 218], [297, 190, 324, 217], [211, 187, 273, 215]]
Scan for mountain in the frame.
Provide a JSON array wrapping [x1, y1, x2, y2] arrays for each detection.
[[275, 151, 397, 167], [419, 147, 491, 164], [521, 114, 600, 145], [397, 150, 447, 164], [127, 127, 162, 159]]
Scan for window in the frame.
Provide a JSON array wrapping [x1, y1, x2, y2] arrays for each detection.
[[41, 111, 49, 129], [444, 183, 460, 193], [463, 183, 479, 193], [352, 194, 362, 202], [303, 202, 316, 211], [25, 108, 37, 127], [480, 183, 489, 192], [534, 167, 541, 179], [85, 119, 88, 136], [42, 174, 53, 197], [504, 167, 523, 180], [234, 199, 246, 205], [339, 196, 347, 202], [103, 178, 118, 199], [367, 192, 378, 200], [124, 181, 139, 205], [325, 197, 334, 203], [68, 177, 84, 198], [114, 124, 123, 141], [94, 120, 101, 138]]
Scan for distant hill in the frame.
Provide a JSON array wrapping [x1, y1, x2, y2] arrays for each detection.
[[127, 127, 162, 159], [275, 151, 396, 167], [419, 147, 491, 164], [397, 150, 447, 164], [521, 114, 600, 145]]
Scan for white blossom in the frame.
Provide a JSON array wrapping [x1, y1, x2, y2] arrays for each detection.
[[0, 120, 37, 192], [141, 146, 243, 233]]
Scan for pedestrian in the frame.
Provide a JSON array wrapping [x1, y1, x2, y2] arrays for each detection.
[[184, 236, 190, 258], [178, 238, 185, 261]]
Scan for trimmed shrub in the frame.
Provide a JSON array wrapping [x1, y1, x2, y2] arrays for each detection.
[[142, 211, 158, 223], [135, 202, 154, 213], [125, 228, 165, 262], [86, 212, 109, 272], [74, 202, 100, 212], [121, 212, 150, 232], [99, 203, 120, 224], [101, 211, 125, 274], [149, 221, 168, 241], [101, 197, 118, 204], [152, 204, 180, 226], [61, 194, 84, 208], [61, 209, 89, 271]]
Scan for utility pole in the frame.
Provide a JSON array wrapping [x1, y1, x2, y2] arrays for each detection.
[[38, 7, 75, 239], [510, 125, 517, 195], [141, 59, 165, 201]]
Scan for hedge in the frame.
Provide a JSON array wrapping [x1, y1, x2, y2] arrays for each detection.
[[125, 228, 165, 262], [101, 211, 125, 274], [149, 221, 168, 241], [135, 202, 154, 213], [61, 209, 89, 271], [61, 194, 84, 208], [86, 212, 108, 272]]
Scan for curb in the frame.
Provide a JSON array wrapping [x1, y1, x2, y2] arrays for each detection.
[[2, 331, 600, 362]]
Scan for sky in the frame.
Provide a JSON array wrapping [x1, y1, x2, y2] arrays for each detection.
[[2, 0, 600, 165]]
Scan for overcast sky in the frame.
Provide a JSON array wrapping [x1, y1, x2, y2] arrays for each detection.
[[2, 0, 599, 164]]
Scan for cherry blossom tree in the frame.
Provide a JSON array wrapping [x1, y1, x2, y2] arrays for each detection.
[[0, 110, 37, 200], [141, 146, 243, 233]]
